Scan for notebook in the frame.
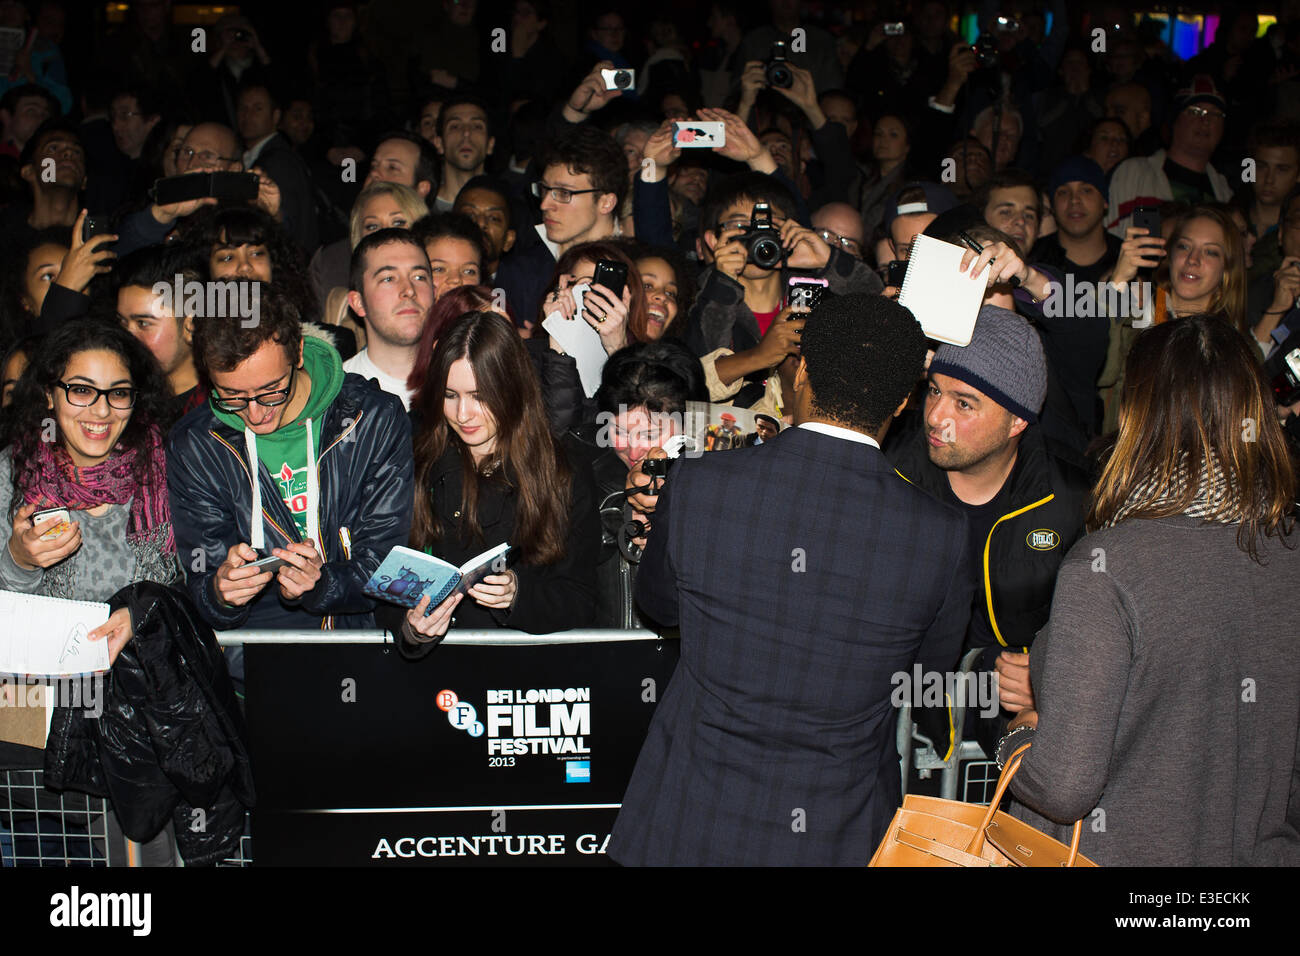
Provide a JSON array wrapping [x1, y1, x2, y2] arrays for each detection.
[[0, 590, 111, 678], [364, 543, 511, 610], [897, 233, 985, 347], [543, 285, 608, 398]]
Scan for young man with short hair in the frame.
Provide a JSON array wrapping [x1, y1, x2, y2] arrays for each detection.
[[452, 174, 517, 281], [973, 168, 1041, 253], [116, 244, 207, 417], [495, 124, 624, 326], [689, 172, 882, 416], [1243, 122, 1300, 281], [343, 228, 434, 410], [1029, 156, 1121, 436], [432, 95, 495, 213], [0, 83, 58, 159], [167, 289, 414, 681], [0, 118, 85, 251]]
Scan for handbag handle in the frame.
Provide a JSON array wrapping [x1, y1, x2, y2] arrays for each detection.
[[965, 741, 1085, 866]]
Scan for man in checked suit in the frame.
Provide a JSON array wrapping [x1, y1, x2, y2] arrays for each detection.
[[609, 293, 974, 866]]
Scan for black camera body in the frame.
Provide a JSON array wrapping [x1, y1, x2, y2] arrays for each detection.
[[765, 40, 793, 89], [973, 34, 1000, 70], [736, 202, 785, 269]]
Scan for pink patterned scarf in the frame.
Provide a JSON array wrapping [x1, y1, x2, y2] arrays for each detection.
[[18, 425, 175, 554]]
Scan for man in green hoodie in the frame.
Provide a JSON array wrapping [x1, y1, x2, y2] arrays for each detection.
[[167, 287, 414, 671]]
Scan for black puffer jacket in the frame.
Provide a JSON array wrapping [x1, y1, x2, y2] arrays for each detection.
[[43, 582, 254, 866]]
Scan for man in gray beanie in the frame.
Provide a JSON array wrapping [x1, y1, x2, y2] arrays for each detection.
[[887, 304, 1090, 763]]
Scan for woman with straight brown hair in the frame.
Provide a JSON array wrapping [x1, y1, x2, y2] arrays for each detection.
[[378, 309, 600, 655], [1099, 203, 1251, 431], [995, 314, 1300, 866]]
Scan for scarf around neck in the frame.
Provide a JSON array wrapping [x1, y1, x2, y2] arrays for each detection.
[[1102, 454, 1242, 529], [19, 425, 175, 554]]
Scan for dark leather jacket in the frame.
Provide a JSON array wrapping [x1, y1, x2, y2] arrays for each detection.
[[166, 373, 414, 630], [43, 582, 254, 866]]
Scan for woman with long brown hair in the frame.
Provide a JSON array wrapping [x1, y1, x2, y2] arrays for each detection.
[[1099, 202, 1250, 431], [381, 309, 600, 653], [995, 314, 1299, 866]]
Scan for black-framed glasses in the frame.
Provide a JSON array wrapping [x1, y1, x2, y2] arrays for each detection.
[[211, 366, 296, 412], [531, 182, 601, 204], [1184, 105, 1226, 121], [816, 228, 863, 256], [54, 381, 137, 410]]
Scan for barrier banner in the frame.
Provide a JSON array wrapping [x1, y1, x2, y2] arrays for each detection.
[[245, 637, 679, 866]]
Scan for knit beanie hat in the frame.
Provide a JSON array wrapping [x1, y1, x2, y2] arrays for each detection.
[[1047, 155, 1107, 198], [928, 305, 1047, 423]]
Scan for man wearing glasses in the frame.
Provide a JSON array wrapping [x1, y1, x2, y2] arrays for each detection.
[[496, 124, 625, 328], [1107, 75, 1232, 238], [166, 289, 413, 682], [113, 122, 284, 256], [810, 202, 865, 260]]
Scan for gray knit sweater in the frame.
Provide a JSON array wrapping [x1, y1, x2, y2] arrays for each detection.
[[1000, 514, 1300, 866]]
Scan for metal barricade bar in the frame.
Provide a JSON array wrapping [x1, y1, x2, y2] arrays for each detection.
[[217, 628, 665, 646]]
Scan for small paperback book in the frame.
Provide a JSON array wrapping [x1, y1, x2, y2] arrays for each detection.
[[364, 543, 511, 609]]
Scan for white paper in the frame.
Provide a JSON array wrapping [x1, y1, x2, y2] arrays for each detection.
[[543, 296, 609, 398], [0, 590, 111, 677], [897, 233, 985, 347]]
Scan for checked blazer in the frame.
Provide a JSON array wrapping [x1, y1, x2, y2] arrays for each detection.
[[608, 425, 973, 866]]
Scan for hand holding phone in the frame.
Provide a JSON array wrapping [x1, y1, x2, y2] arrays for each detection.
[[8, 503, 81, 571], [214, 542, 275, 607]]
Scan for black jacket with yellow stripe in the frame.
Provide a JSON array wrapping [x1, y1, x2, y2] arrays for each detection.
[[887, 418, 1091, 757]]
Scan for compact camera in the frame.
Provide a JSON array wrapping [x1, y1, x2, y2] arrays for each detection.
[[765, 41, 793, 89], [735, 202, 785, 269], [601, 68, 634, 91]]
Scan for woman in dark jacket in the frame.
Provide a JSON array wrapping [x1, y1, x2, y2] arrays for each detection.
[[998, 315, 1300, 866], [379, 309, 600, 656]]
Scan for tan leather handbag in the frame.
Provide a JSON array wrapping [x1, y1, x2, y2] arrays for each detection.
[[869, 743, 1098, 867]]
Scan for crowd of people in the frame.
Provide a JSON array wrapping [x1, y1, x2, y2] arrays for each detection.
[[0, 0, 1297, 869]]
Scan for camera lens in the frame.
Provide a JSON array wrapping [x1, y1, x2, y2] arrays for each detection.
[[750, 235, 783, 269], [614, 70, 631, 89], [766, 63, 793, 89]]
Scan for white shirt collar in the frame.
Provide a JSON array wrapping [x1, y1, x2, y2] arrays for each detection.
[[798, 421, 880, 449], [243, 132, 277, 168]]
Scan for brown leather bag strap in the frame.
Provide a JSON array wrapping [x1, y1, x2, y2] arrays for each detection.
[[966, 742, 1031, 856], [1065, 817, 1083, 867]]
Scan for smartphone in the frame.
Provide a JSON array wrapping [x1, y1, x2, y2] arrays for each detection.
[[787, 276, 829, 313], [153, 171, 259, 206], [246, 554, 288, 573], [81, 216, 112, 244], [592, 259, 628, 301], [31, 507, 71, 541], [672, 121, 726, 148], [1132, 205, 1162, 239], [886, 259, 909, 288]]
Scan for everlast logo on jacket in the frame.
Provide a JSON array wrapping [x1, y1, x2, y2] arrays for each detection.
[[1027, 529, 1060, 551]]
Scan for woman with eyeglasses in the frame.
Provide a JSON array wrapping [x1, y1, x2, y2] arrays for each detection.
[[0, 319, 184, 865]]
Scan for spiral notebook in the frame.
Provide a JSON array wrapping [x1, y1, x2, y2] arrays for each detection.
[[0, 590, 111, 678], [364, 543, 511, 610], [897, 233, 984, 347]]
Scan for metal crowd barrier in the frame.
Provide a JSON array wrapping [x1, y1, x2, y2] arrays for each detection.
[[3, 627, 1000, 866], [2, 628, 660, 867]]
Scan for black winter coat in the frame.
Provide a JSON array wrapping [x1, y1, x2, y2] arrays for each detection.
[[43, 582, 254, 866], [378, 438, 601, 658]]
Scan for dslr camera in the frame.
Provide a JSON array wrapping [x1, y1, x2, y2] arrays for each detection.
[[601, 68, 634, 91], [765, 40, 793, 89], [735, 202, 785, 269], [973, 33, 1000, 70]]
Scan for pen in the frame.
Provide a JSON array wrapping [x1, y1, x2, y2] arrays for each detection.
[[958, 231, 1021, 289]]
